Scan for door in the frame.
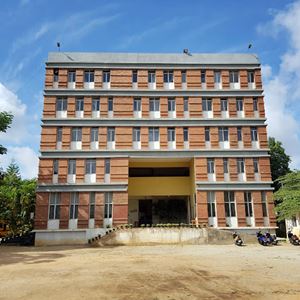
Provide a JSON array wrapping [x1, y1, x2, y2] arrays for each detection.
[[139, 199, 152, 226]]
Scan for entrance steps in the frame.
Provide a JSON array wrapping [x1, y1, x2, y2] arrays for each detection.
[[89, 227, 257, 247]]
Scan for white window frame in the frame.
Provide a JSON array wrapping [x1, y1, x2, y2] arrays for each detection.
[[68, 159, 76, 175], [84, 70, 94, 83], [149, 127, 159, 142], [224, 191, 236, 217], [71, 127, 82, 142], [49, 193, 60, 220], [85, 159, 96, 174], [103, 71, 110, 83], [133, 127, 141, 142], [163, 71, 174, 83], [107, 127, 115, 142], [69, 192, 79, 220], [207, 159, 215, 174], [167, 128, 175, 142]]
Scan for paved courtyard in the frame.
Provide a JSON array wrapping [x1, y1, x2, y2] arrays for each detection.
[[0, 243, 299, 299]]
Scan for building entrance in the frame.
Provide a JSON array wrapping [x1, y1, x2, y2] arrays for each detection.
[[137, 197, 189, 226]]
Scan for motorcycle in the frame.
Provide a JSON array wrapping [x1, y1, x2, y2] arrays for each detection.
[[265, 232, 278, 245], [256, 231, 269, 246], [232, 231, 243, 246], [287, 231, 300, 246]]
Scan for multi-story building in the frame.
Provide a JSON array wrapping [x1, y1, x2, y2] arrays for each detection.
[[35, 52, 276, 245]]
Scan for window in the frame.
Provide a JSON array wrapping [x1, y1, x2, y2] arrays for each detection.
[[103, 70, 110, 83], [201, 70, 206, 83], [57, 127, 62, 143], [76, 98, 84, 111], [163, 71, 173, 83], [68, 159, 76, 175], [207, 192, 216, 217], [133, 127, 141, 142], [71, 128, 82, 142], [221, 98, 228, 111], [253, 97, 258, 112], [53, 69, 59, 82], [207, 159, 214, 174], [184, 97, 189, 112], [108, 97, 113, 112], [181, 71, 186, 83], [229, 71, 239, 83], [205, 127, 210, 142], [132, 70, 138, 83], [68, 71, 76, 82], [248, 71, 255, 83], [223, 158, 228, 173], [237, 127, 242, 141], [89, 192, 95, 219], [236, 98, 243, 111], [244, 192, 253, 217], [133, 98, 141, 111], [218, 127, 229, 142], [149, 98, 160, 111], [149, 127, 159, 142], [214, 71, 221, 83], [168, 98, 176, 111], [84, 70, 94, 82], [261, 192, 268, 217], [183, 128, 188, 142], [251, 127, 258, 141], [92, 98, 100, 111], [56, 98, 67, 111], [168, 128, 175, 142], [202, 98, 212, 111], [91, 127, 98, 142], [104, 192, 113, 219], [148, 71, 156, 83], [253, 158, 259, 173], [49, 193, 60, 220], [107, 127, 115, 142], [85, 159, 96, 174], [105, 159, 110, 174], [53, 159, 59, 175], [69, 193, 79, 219], [237, 158, 245, 173], [224, 191, 235, 217]]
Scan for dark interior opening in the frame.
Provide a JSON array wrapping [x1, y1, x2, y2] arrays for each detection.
[[129, 167, 189, 177]]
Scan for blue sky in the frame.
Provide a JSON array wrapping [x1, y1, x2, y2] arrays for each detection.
[[0, 0, 300, 178]]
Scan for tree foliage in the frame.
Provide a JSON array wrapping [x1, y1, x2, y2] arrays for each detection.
[[274, 171, 300, 221], [268, 137, 291, 191], [0, 161, 36, 235], [0, 111, 13, 155]]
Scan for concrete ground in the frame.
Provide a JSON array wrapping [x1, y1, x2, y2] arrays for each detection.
[[0, 243, 299, 300]]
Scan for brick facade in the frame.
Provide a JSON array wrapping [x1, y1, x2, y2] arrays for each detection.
[[35, 52, 275, 235]]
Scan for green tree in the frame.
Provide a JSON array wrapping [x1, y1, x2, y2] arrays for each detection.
[[0, 162, 36, 235], [0, 111, 13, 155], [274, 171, 300, 221], [268, 137, 291, 191]]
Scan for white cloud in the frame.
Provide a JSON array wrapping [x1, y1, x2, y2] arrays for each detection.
[[0, 82, 30, 143], [259, 1, 300, 169], [0, 146, 38, 179]]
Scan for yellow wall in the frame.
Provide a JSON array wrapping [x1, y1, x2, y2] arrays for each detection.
[[129, 161, 190, 168], [128, 177, 191, 196]]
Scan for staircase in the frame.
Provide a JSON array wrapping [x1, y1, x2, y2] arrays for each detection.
[[88, 226, 256, 247]]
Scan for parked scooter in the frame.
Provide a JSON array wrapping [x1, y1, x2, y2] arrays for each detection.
[[232, 231, 243, 246], [287, 231, 300, 246], [265, 232, 278, 245], [256, 231, 269, 246]]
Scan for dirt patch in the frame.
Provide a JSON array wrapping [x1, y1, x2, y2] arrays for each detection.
[[0, 244, 299, 299]]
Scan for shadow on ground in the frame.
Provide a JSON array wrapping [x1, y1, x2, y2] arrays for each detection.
[[0, 245, 86, 266]]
